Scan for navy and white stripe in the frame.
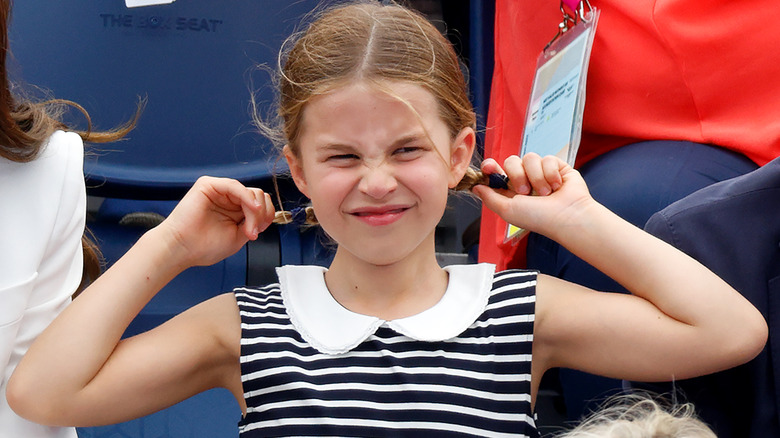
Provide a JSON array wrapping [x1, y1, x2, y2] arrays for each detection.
[[235, 269, 538, 437]]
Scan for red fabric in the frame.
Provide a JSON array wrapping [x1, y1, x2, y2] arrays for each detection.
[[479, 0, 780, 270]]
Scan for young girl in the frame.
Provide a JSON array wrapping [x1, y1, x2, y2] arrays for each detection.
[[8, 2, 766, 437]]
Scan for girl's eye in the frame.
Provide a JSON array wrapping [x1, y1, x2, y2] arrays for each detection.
[[393, 146, 425, 158], [328, 153, 359, 162]]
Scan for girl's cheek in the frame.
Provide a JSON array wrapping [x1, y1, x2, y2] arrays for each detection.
[[315, 169, 359, 194], [404, 160, 450, 186]]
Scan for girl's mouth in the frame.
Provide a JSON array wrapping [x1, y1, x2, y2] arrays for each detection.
[[350, 206, 411, 226]]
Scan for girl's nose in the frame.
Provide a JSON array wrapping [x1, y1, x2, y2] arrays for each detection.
[[358, 164, 398, 199]]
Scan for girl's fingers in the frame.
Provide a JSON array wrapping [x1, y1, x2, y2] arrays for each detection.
[[241, 189, 276, 240], [480, 158, 501, 175], [191, 177, 274, 241], [512, 153, 567, 196], [504, 154, 532, 195], [479, 153, 569, 198], [480, 158, 514, 193], [481, 155, 534, 195], [541, 155, 564, 192], [471, 183, 512, 220], [262, 192, 275, 231], [239, 188, 262, 240]]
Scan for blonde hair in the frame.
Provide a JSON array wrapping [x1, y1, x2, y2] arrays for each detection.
[[556, 394, 717, 438], [258, 1, 490, 225]]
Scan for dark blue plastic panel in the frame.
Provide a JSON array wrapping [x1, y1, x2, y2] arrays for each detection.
[[8, 0, 317, 198], [75, 388, 241, 438]]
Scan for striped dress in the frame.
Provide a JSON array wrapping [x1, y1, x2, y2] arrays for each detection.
[[234, 264, 538, 437]]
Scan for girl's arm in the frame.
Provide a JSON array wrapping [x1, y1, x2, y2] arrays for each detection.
[[7, 176, 275, 426], [474, 154, 767, 384]]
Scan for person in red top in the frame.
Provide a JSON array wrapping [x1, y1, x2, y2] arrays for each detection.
[[479, 0, 780, 424]]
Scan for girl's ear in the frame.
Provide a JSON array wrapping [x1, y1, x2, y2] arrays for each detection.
[[447, 127, 477, 188], [283, 145, 309, 197]]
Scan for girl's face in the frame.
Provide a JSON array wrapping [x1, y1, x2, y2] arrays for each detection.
[[284, 81, 475, 266]]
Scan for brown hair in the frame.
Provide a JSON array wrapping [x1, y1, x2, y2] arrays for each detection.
[[0, 0, 141, 292], [260, 1, 488, 225], [278, 1, 475, 154]]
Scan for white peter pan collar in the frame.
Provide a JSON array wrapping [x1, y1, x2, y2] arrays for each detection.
[[277, 263, 496, 355]]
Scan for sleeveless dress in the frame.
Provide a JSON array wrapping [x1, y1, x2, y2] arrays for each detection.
[[234, 263, 539, 437]]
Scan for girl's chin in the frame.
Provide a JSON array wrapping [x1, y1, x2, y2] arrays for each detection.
[[334, 241, 434, 268]]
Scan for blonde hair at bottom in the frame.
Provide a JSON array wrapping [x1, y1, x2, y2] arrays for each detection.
[[555, 393, 716, 438]]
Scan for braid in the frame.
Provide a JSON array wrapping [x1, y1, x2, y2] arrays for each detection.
[[453, 167, 484, 191], [273, 206, 318, 226], [454, 167, 510, 192]]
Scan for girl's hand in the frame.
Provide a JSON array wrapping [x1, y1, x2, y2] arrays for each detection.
[[472, 153, 594, 237], [158, 176, 276, 268]]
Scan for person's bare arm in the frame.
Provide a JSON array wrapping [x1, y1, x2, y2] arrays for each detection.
[[8, 177, 273, 425], [475, 154, 767, 389]]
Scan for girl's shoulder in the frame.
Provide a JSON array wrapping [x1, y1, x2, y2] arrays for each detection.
[[490, 268, 538, 299], [483, 268, 538, 324], [492, 268, 538, 285]]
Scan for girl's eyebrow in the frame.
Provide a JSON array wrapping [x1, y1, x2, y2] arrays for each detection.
[[316, 142, 358, 154], [316, 132, 429, 153], [391, 133, 428, 148]]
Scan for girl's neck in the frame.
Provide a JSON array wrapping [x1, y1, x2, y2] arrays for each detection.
[[324, 242, 448, 320]]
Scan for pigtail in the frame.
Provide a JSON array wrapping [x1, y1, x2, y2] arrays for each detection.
[[273, 206, 318, 226], [453, 167, 485, 191], [453, 167, 510, 192]]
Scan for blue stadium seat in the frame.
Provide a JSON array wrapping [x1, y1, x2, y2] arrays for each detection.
[[10, 0, 320, 197]]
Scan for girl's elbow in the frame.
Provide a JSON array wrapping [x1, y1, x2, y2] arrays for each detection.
[[743, 312, 768, 361], [6, 373, 67, 426], [6, 374, 42, 424], [723, 308, 768, 368]]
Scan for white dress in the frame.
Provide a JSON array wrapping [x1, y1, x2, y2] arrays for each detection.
[[0, 130, 84, 438]]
